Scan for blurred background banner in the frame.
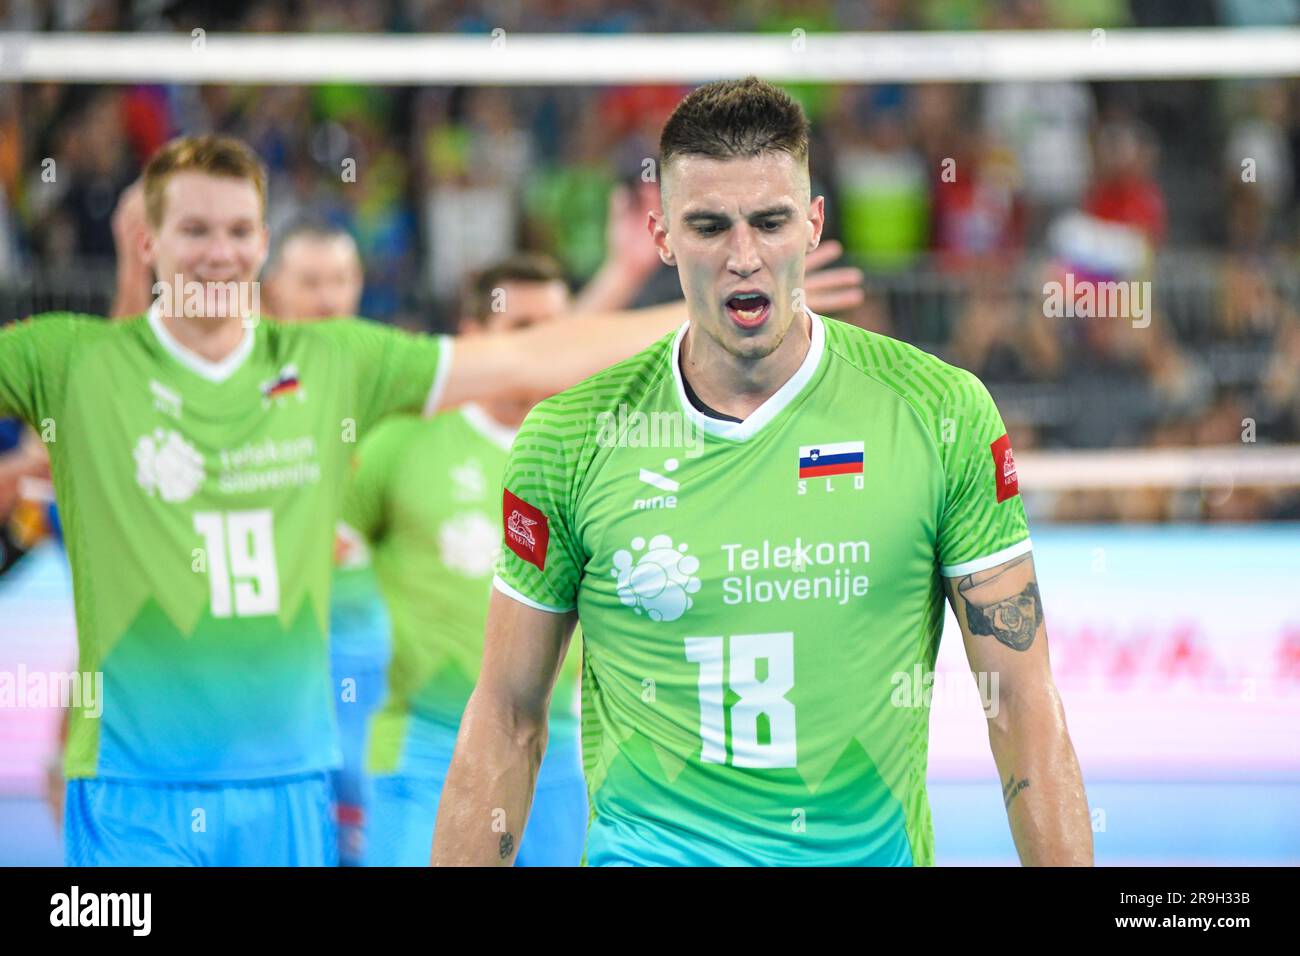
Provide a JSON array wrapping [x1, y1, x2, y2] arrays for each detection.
[[1, 0, 1298, 866]]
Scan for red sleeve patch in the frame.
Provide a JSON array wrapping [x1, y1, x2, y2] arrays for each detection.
[[503, 488, 550, 571], [990, 433, 1020, 503]]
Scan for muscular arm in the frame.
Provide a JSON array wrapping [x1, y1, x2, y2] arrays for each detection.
[[944, 552, 1093, 866], [436, 300, 687, 412], [431, 590, 576, 865]]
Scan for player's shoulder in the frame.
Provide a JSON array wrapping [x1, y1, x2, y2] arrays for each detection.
[[260, 314, 357, 348], [3, 311, 145, 361], [819, 313, 991, 412], [270, 313, 423, 342], [6, 310, 115, 338], [259, 315, 401, 367], [521, 324, 678, 435]]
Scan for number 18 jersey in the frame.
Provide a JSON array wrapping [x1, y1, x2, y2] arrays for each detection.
[[494, 311, 1030, 866]]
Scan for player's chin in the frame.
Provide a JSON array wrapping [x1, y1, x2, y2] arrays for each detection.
[[715, 318, 785, 360]]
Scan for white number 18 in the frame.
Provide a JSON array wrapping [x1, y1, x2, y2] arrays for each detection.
[[684, 632, 797, 769]]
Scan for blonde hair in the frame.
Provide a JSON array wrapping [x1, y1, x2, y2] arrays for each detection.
[[143, 134, 268, 227]]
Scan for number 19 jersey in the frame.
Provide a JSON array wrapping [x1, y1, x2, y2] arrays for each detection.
[[0, 307, 450, 781], [494, 311, 1030, 866]]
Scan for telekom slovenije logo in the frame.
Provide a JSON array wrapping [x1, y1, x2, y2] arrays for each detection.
[[990, 433, 1019, 502], [134, 428, 205, 503], [503, 488, 549, 570]]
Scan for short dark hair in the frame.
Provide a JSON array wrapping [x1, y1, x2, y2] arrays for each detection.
[[463, 252, 568, 322], [659, 76, 810, 179], [264, 218, 356, 277]]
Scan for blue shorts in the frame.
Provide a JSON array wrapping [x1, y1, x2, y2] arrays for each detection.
[[366, 733, 587, 867], [65, 773, 337, 867]]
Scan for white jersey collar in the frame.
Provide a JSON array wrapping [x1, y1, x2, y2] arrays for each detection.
[[670, 308, 826, 443], [146, 300, 256, 383], [461, 402, 519, 451]]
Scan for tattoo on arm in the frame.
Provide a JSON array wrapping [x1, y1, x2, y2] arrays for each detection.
[[499, 832, 515, 860], [1002, 772, 1030, 809], [956, 555, 1042, 651]]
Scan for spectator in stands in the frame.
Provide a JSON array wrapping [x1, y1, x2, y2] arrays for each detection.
[[1083, 117, 1167, 247], [830, 86, 930, 272]]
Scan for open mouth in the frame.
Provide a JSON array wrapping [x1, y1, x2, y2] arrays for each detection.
[[725, 292, 772, 329]]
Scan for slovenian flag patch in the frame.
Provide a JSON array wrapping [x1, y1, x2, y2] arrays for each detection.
[[261, 364, 302, 402], [798, 441, 865, 479]]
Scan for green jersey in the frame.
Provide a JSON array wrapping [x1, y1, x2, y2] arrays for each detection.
[[342, 405, 580, 775], [0, 306, 451, 780], [494, 311, 1030, 866]]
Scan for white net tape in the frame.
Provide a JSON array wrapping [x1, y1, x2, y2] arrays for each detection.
[[1016, 445, 1300, 490], [0, 28, 1298, 85]]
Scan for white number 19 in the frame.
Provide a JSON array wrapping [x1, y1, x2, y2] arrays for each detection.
[[193, 509, 280, 618]]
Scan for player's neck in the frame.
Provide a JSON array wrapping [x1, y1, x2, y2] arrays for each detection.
[[478, 397, 528, 431], [680, 310, 812, 422], [157, 309, 250, 364]]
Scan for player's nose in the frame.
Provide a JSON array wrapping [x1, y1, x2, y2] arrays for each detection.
[[203, 234, 238, 268], [726, 222, 762, 276]]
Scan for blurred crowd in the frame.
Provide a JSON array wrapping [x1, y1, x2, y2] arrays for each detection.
[[0, 0, 1298, 522]]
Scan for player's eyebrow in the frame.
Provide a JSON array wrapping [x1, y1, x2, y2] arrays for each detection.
[[747, 204, 796, 220], [683, 210, 730, 227], [682, 204, 797, 226]]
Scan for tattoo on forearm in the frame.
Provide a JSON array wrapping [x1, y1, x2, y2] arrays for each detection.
[[958, 571, 1042, 652], [499, 832, 515, 860], [1002, 772, 1030, 809]]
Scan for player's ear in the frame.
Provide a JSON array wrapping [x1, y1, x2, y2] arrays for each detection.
[[807, 195, 826, 252], [139, 225, 157, 270], [649, 209, 675, 267]]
